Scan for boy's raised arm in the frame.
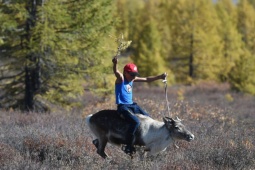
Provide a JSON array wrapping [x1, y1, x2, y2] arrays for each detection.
[[112, 57, 123, 83]]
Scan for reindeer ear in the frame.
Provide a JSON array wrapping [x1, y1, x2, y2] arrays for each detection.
[[163, 117, 167, 124], [163, 117, 174, 129], [163, 117, 172, 123]]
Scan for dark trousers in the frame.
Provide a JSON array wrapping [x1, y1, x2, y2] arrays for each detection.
[[117, 103, 149, 136]]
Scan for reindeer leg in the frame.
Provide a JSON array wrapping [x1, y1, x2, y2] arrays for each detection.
[[92, 139, 99, 149], [97, 137, 108, 159]]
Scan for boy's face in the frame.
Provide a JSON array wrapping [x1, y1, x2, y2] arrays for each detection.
[[124, 71, 136, 81]]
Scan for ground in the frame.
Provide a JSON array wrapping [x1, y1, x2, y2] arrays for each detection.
[[0, 82, 254, 169]]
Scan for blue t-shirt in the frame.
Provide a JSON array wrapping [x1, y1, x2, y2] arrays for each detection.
[[115, 79, 133, 104]]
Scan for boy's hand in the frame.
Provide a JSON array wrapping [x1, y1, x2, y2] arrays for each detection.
[[161, 72, 168, 80], [112, 57, 118, 64]]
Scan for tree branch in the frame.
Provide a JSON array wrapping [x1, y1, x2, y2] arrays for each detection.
[[0, 71, 25, 81]]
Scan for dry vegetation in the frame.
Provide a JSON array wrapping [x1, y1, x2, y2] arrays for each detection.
[[0, 82, 254, 170]]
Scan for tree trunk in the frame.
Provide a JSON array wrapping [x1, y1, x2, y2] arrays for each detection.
[[24, 0, 41, 111], [24, 61, 41, 111], [24, 67, 34, 111]]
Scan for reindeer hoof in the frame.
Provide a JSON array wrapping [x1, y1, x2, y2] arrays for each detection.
[[123, 145, 136, 156], [97, 150, 108, 159], [126, 152, 135, 159]]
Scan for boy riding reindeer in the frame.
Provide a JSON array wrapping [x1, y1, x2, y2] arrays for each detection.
[[87, 38, 194, 158], [112, 57, 167, 155]]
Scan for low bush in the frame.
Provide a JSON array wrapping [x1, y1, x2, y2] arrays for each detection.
[[0, 83, 254, 169]]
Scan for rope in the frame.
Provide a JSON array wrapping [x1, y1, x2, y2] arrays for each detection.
[[163, 79, 171, 118]]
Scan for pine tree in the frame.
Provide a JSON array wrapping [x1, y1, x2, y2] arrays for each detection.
[[247, 0, 255, 9], [227, 0, 255, 94], [228, 50, 255, 94], [167, 0, 223, 83], [131, 0, 168, 84], [215, 0, 244, 81], [237, 0, 255, 55], [115, 0, 173, 84], [0, 0, 116, 111], [155, 0, 173, 80], [123, 0, 144, 52]]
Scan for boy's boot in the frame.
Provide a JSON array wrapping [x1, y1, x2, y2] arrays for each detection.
[[124, 134, 136, 154]]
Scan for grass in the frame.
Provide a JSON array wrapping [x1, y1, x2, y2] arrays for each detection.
[[0, 82, 254, 169]]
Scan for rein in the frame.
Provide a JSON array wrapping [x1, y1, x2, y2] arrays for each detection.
[[162, 83, 180, 149], [163, 78, 171, 118]]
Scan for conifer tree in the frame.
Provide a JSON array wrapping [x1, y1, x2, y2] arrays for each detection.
[[237, 0, 255, 55], [247, 0, 255, 8], [131, 0, 168, 83], [0, 0, 116, 111], [228, 50, 255, 94], [115, 0, 173, 84], [116, 0, 130, 41], [114, 0, 144, 74], [167, 0, 223, 83], [155, 0, 173, 77], [123, 0, 144, 52], [215, 0, 244, 81], [227, 0, 255, 94]]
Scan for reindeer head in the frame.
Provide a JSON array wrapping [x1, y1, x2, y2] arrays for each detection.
[[163, 117, 194, 142]]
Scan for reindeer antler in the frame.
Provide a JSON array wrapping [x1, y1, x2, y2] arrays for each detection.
[[175, 116, 182, 122]]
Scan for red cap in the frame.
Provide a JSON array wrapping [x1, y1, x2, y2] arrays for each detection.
[[124, 63, 139, 76]]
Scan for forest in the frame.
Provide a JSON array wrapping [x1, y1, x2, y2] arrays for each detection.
[[1, 0, 255, 111]]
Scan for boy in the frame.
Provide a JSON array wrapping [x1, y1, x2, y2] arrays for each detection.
[[112, 57, 167, 154]]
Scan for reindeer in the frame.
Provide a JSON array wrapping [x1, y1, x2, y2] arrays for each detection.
[[86, 110, 194, 158]]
